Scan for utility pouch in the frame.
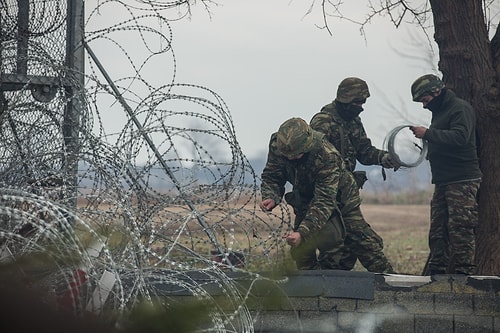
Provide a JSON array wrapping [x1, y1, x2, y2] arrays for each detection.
[[331, 205, 346, 245], [314, 204, 346, 248], [352, 171, 368, 189]]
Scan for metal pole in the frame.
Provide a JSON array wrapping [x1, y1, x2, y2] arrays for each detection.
[[16, 0, 29, 75], [63, 0, 85, 211], [83, 42, 229, 268]]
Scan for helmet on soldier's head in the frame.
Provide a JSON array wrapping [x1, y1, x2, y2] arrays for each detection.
[[276, 117, 314, 158], [336, 77, 370, 104], [411, 74, 444, 101]]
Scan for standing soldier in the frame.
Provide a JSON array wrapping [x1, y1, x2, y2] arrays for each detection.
[[260, 117, 394, 273], [309, 77, 398, 272], [410, 74, 482, 275]]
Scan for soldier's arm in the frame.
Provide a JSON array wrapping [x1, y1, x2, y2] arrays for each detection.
[[351, 119, 387, 166], [260, 135, 287, 206], [424, 106, 473, 146], [297, 154, 341, 239]]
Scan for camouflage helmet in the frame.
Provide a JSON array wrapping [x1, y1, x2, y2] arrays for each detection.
[[411, 74, 444, 101], [336, 77, 370, 104], [276, 117, 314, 158]]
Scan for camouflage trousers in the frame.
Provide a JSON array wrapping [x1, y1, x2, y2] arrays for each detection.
[[337, 206, 394, 273], [428, 180, 480, 275]]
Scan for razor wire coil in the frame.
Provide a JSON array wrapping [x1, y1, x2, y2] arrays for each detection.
[[383, 125, 428, 168], [0, 1, 297, 331]]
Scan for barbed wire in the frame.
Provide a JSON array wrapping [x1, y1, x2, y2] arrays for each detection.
[[383, 125, 428, 168], [0, 1, 295, 330]]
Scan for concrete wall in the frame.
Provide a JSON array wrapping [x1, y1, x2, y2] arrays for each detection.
[[157, 270, 500, 333]]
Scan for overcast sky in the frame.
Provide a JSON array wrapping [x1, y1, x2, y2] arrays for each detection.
[[170, 0, 437, 159], [85, 0, 438, 163]]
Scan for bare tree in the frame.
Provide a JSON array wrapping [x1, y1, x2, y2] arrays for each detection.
[[311, 0, 500, 275]]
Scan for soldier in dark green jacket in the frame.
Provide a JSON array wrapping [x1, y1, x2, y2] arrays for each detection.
[[260, 117, 394, 272], [309, 77, 397, 272], [410, 74, 482, 275]]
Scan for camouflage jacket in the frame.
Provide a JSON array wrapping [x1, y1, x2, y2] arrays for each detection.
[[310, 102, 387, 172], [260, 130, 361, 239]]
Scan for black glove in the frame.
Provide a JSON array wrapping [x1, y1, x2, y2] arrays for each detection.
[[381, 153, 401, 171], [352, 171, 368, 189]]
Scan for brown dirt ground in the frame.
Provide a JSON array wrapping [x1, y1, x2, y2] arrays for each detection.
[[359, 204, 430, 275]]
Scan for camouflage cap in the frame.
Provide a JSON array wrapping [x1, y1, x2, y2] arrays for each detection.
[[411, 74, 444, 101], [276, 118, 314, 158], [336, 77, 370, 104]]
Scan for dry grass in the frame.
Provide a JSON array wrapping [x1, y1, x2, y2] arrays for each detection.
[[76, 200, 431, 275], [246, 202, 431, 275], [358, 204, 430, 275]]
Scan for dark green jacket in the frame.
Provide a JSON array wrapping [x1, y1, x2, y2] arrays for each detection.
[[260, 130, 360, 240], [423, 89, 482, 184], [309, 102, 386, 172]]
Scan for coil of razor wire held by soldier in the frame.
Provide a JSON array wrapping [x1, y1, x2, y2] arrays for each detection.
[[383, 124, 428, 170]]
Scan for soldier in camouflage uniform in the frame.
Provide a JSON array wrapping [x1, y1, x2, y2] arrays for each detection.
[[260, 117, 394, 272], [410, 74, 482, 275], [309, 77, 397, 273]]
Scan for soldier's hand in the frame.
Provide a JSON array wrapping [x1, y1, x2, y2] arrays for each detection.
[[283, 232, 302, 247], [260, 198, 276, 212], [409, 126, 427, 139], [381, 153, 401, 171]]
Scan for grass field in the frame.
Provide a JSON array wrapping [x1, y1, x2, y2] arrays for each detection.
[[358, 204, 430, 275], [73, 200, 431, 275], [156, 202, 433, 275]]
